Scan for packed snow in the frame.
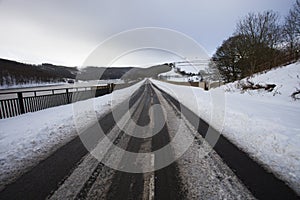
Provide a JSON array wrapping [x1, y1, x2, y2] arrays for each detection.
[[152, 62, 300, 195], [0, 81, 143, 190]]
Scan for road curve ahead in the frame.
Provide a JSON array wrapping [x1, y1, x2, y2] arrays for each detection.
[[0, 80, 298, 200]]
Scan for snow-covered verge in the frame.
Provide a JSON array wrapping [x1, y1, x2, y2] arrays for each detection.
[[0, 80, 144, 190], [224, 63, 300, 102], [151, 62, 300, 195]]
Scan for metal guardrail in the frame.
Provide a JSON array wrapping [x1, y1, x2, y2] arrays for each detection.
[[0, 84, 115, 119]]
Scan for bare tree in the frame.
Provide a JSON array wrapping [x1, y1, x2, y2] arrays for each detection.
[[235, 11, 282, 74], [236, 11, 281, 48], [290, 0, 300, 35], [283, 0, 300, 57]]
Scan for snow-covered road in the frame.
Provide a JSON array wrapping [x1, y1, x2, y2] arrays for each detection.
[[1, 81, 256, 199], [0, 62, 299, 198]]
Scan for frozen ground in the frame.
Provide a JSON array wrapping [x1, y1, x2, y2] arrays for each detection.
[[152, 62, 300, 195], [0, 81, 143, 190]]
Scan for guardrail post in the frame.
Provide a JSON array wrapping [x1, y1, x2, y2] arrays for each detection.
[[66, 89, 70, 103], [17, 92, 25, 114], [109, 83, 115, 93]]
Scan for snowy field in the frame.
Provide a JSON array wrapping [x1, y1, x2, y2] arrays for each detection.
[[152, 62, 300, 195], [158, 67, 201, 82], [0, 81, 143, 190], [158, 68, 188, 82], [176, 65, 206, 74], [174, 60, 209, 75]]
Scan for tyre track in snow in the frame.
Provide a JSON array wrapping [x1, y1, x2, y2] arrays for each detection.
[[105, 82, 185, 200], [1, 80, 298, 200]]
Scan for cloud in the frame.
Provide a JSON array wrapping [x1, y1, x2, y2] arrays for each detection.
[[0, 0, 294, 67]]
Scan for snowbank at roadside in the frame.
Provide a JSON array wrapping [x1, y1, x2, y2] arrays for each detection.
[[152, 62, 300, 194]]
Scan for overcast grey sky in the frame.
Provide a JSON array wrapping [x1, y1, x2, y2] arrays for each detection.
[[0, 0, 295, 67]]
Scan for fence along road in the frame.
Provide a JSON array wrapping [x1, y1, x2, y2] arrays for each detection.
[[0, 84, 115, 119]]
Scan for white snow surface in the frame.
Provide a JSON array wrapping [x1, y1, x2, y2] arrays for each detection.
[[151, 62, 300, 195], [158, 68, 202, 82], [0, 80, 143, 190]]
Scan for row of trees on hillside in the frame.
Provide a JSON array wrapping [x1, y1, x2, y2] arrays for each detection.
[[211, 1, 300, 83], [0, 59, 76, 87]]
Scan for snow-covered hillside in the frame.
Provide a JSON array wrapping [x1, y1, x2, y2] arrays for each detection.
[[158, 67, 202, 82], [152, 62, 300, 195], [158, 59, 209, 82], [224, 63, 300, 102], [174, 60, 209, 75], [158, 68, 188, 82]]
